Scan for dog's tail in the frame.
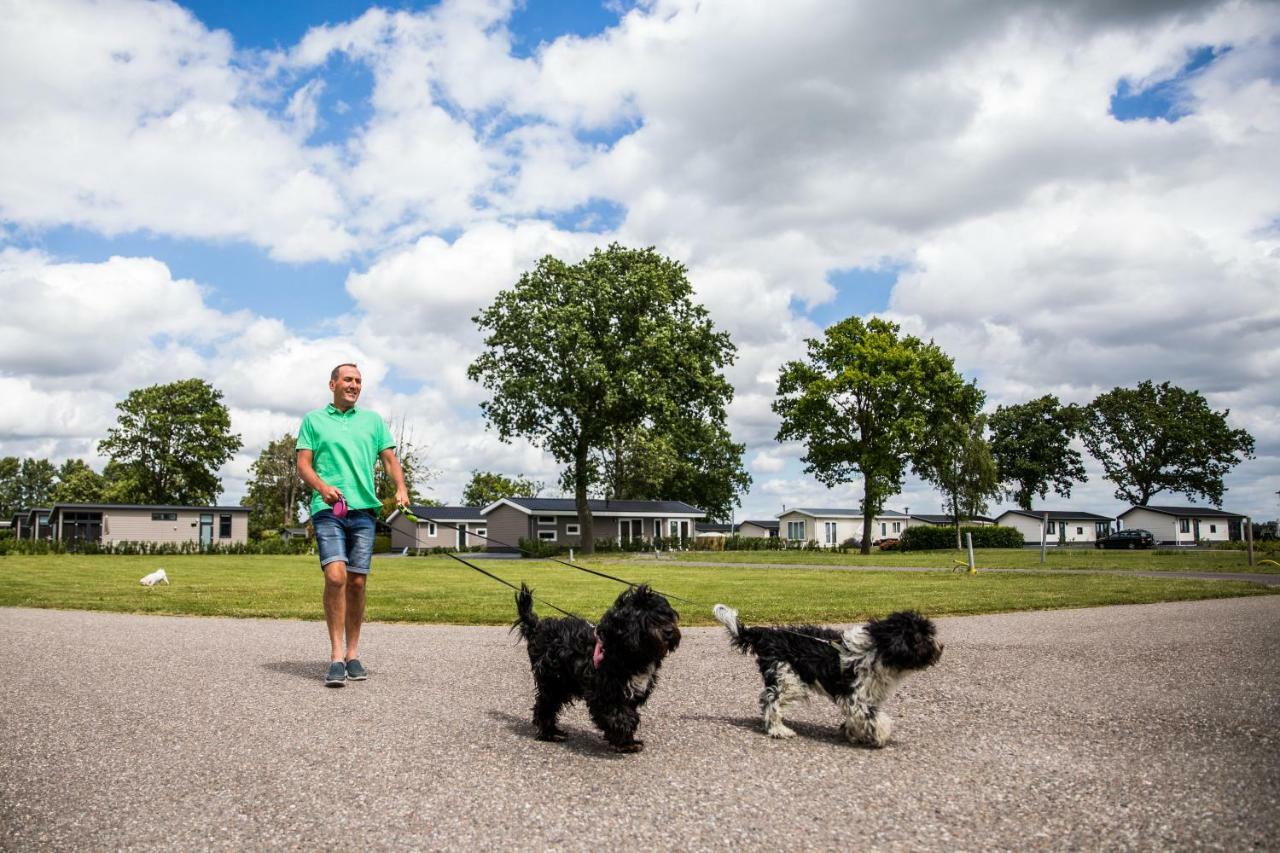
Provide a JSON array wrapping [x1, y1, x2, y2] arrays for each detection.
[[512, 583, 538, 641], [713, 603, 755, 653]]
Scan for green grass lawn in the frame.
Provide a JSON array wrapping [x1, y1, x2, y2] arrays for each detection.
[[0, 553, 1272, 625], [646, 547, 1280, 573]]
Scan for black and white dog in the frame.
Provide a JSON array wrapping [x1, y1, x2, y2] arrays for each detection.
[[514, 583, 681, 753], [713, 604, 941, 747]]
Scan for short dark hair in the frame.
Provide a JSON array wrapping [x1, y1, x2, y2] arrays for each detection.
[[330, 363, 359, 381]]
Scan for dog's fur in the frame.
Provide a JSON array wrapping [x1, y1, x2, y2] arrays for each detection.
[[514, 583, 681, 752], [713, 604, 941, 747]]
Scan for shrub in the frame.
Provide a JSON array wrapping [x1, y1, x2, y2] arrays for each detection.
[[518, 536, 566, 558], [899, 524, 1023, 552], [0, 537, 314, 556]]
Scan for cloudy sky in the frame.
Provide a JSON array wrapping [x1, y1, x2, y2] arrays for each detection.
[[1, 0, 1277, 521]]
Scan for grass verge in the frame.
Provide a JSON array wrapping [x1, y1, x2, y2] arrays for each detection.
[[0, 554, 1273, 625], [642, 547, 1280, 573]]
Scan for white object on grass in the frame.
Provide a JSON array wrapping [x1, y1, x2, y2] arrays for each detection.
[[140, 568, 169, 587]]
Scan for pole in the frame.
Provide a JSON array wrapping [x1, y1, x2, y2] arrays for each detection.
[[1246, 516, 1254, 568], [966, 531, 975, 573], [1041, 513, 1047, 565], [569, 548, 574, 562]]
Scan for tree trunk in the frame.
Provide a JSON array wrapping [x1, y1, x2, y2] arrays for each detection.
[[861, 479, 874, 556], [576, 443, 594, 555]]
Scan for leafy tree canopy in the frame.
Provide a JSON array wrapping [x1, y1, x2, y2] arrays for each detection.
[[1080, 380, 1255, 507], [241, 434, 306, 539], [988, 395, 1088, 510], [469, 244, 737, 553], [774, 316, 969, 554], [914, 396, 1001, 539], [51, 459, 108, 504], [577, 420, 750, 522], [98, 378, 242, 505], [462, 470, 543, 507]]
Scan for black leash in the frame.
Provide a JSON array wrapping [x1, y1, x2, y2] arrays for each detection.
[[438, 550, 587, 623], [418, 516, 697, 605], [410, 512, 840, 648]]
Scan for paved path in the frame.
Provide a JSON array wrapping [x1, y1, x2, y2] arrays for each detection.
[[3, 598, 1278, 850], [642, 557, 1280, 586]]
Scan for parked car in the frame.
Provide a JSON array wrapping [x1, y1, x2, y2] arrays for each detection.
[[1096, 529, 1155, 549]]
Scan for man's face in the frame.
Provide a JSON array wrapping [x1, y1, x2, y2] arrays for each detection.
[[330, 367, 362, 409]]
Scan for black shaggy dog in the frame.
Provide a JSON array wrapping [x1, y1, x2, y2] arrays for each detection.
[[713, 604, 941, 747], [514, 583, 681, 753]]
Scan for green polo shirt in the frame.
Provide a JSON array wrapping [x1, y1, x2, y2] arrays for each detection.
[[297, 404, 395, 518]]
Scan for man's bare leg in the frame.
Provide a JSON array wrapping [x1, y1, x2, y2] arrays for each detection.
[[323, 561, 349, 662], [344, 573, 367, 661]]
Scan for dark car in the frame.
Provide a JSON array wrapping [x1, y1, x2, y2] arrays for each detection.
[[1096, 529, 1155, 549]]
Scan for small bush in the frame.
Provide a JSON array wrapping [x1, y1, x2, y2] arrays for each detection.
[[899, 524, 1024, 552], [518, 537, 566, 558]]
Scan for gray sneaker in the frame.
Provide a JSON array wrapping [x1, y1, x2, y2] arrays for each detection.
[[345, 659, 368, 681], [325, 660, 346, 687]]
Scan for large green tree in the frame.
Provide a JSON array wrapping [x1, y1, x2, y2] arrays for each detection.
[[584, 420, 751, 522], [11, 458, 57, 508], [51, 459, 107, 504], [462, 470, 543, 507], [914, 392, 1001, 542], [774, 317, 970, 554], [0, 457, 21, 517], [98, 378, 243, 505], [988, 395, 1088, 510], [469, 244, 738, 553], [1080, 380, 1255, 507], [241, 434, 306, 538]]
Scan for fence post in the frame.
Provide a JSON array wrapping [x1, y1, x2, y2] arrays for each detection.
[[569, 548, 574, 562], [1040, 514, 1047, 565], [1246, 516, 1254, 568], [966, 531, 975, 573]]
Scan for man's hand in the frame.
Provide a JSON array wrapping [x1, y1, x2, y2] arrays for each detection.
[[319, 484, 344, 505], [395, 487, 410, 509]]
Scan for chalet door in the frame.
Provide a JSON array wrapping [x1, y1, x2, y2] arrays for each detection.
[[200, 514, 214, 547], [456, 525, 465, 549]]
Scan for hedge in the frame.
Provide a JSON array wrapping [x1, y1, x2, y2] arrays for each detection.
[[899, 524, 1024, 551]]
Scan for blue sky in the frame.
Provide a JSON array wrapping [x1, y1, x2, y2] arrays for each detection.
[[2, 0, 1276, 520]]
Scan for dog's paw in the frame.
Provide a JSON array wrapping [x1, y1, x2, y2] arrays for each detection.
[[765, 724, 796, 739], [536, 729, 568, 742], [613, 740, 645, 753]]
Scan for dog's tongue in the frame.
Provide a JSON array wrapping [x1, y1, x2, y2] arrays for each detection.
[[592, 637, 605, 669]]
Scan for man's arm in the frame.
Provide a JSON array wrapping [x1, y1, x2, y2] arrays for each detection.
[[379, 447, 410, 508], [297, 449, 343, 506]]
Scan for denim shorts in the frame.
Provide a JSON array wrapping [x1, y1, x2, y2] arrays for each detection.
[[313, 508, 376, 574]]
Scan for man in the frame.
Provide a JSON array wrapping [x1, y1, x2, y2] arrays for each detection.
[[297, 363, 409, 687]]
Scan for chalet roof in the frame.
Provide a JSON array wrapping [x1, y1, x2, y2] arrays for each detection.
[[997, 509, 1114, 522], [1120, 505, 1245, 519], [485, 497, 705, 516]]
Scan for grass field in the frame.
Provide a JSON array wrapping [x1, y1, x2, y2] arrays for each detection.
[[647, 547, 1280, 573], [0, 553, 1272, 625]]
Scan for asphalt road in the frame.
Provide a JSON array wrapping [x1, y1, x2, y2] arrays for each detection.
[[2, 597, 1277, 850]]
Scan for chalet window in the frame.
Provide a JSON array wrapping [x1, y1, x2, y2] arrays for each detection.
[[538, 530, 557, 541], [1180, 519, 1190, 533], [536, 516, 556, 525], [427, 522, 437, 537], [1209, 524, 1217, 534], [824, 522, 837, 545], [892, 522, 901, 533], [566, 524, 580, 535], [786, 520, 805, 540], [152, 512, 178, 521], [219, 514, 233, 538], [476, 528, 487, 538], [1076, 527, 1083, 536], [1047, 522, 1057, 535]]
